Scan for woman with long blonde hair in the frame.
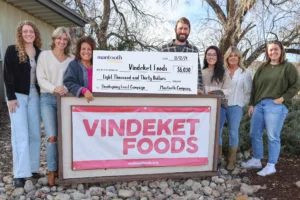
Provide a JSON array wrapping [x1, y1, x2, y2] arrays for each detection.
[[37, 27, 73, 186], [4, 21, 42, 187], [221, 46, 252, 170]]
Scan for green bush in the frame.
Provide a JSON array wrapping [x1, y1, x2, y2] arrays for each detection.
[[221, 99, 300, 156]]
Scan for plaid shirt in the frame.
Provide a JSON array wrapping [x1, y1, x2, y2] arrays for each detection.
[[160, 39, 203, 90]]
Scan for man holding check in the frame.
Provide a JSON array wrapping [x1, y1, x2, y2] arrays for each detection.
[[160, 17, 203, 94]]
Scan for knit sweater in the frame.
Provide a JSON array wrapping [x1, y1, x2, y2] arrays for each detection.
[[249, 62, 300, 106], [202, 68, 231, 98], [36, 50, 73, 93]]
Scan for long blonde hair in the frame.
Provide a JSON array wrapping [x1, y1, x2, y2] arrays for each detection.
[[15, 21, 42, 63], [50, 27, 72, 56], [224, 46, 246, 72]]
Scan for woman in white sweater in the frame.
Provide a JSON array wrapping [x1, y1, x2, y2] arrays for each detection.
[[222, 46, 252, 170], [37, 27, 73, 186]]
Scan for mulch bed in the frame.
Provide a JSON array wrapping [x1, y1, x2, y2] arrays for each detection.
[[241, 155, 300, 199]]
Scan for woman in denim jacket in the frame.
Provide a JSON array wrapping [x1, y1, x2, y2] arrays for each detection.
[[63, 36, 96, 103]]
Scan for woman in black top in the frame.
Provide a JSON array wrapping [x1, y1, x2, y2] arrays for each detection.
[[3, 21, 42, 187]]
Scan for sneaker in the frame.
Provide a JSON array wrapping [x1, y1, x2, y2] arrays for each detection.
[[257, 163, 276, 176], [13, 178, 25, 187], [241, 157, 262, 169]]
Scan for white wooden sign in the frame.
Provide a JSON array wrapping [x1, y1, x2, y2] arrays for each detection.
[[72, 106, 210, 170]]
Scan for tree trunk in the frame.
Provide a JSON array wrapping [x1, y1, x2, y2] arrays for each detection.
[[98, 0, 111, 49]]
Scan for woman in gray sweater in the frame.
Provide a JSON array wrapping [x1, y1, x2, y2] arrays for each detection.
[[202, 46, 231, 168]]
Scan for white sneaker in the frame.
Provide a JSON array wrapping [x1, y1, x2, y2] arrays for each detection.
[[241, 157, 262, 169], [257, 163, 276, 176]]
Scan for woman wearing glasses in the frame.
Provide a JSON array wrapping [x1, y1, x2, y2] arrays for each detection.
[[242, 40, 299, 176], [222, 46, 252, 170], [202, 46, 231, 166]]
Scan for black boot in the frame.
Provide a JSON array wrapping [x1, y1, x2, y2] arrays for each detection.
[[13, 178, 25, 187], [31, 173, 41, 179]]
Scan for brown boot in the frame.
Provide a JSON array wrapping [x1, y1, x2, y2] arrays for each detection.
[[48, 171, 56, 186], [227, 146, 238, 170], [218, 146, 222, 166]]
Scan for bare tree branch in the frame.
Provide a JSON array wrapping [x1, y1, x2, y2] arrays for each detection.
[[244, 43, 266, 67], [205, 0, 227, 25], [108, 32, 159, 50], [238, 22, 256, 43], [285, 48, 300, 54], [270, 0, 290, 6], [111, 0, 128, 38]]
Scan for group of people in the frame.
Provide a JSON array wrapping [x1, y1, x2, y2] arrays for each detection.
[[165, 17, 299, 177], [3, 17, 299, 188], [4, 21, 96, 187]]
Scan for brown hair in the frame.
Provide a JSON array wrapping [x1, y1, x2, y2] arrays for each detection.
[[224, 46, 246, 72], [15, 21, 42, 63], [50, 27, 72, 56], [265, 40, 286, 64], [175, 17, 191, 30], [75, 36, 96, 63]]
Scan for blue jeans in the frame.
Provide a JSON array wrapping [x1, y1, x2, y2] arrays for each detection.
[[8, 85, 41, 178], [40, 93, 58, 171], [250, 99, 288, 164], [219, 106, 243, 146]]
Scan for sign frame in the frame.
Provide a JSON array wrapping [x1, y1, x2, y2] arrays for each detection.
[[57, 93, 221, 184]]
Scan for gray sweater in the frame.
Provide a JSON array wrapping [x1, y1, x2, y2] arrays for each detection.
[[63, 60, 89, 97]]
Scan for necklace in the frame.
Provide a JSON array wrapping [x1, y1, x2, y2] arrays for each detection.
[[270, 62, 279, 68]]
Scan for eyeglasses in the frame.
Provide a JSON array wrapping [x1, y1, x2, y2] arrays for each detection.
[[206, 53, 217, 57]]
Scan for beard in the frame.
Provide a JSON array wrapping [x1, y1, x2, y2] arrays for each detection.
[[176, 33, 189, 43]]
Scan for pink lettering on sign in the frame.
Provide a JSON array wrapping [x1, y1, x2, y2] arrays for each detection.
[[82, 118, 200, 137]]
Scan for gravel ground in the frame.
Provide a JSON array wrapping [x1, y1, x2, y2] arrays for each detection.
[[1, 102, 299, 200]]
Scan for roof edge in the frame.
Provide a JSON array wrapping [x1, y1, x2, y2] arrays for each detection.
[[36, 0, 89, 27]]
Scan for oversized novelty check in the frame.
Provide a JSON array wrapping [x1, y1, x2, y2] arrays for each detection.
[[92, 51, 198, 94]]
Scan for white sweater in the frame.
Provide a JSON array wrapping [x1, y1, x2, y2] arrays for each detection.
[[37, 50, 73, 93], [227, 67, 252, 107]]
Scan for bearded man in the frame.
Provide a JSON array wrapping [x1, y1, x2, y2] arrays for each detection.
[[160, 17, 203, 94]]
